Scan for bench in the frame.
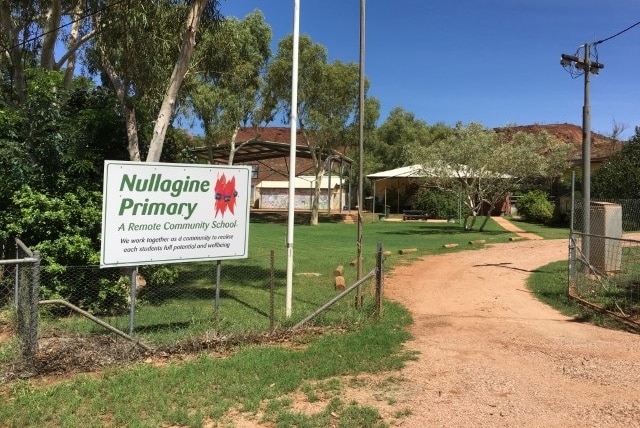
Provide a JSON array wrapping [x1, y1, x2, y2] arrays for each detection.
[[402, 210, 428, 221]]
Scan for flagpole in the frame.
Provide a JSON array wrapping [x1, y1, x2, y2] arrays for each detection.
[[286, 0, 300, 318]]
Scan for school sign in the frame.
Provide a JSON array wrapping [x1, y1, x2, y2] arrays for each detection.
[[100, 161, 251, 267]]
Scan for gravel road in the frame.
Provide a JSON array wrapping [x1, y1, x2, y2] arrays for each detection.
[[383, 238, 640, 427]]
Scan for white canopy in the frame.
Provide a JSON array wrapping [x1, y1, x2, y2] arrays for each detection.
[[366, 164, 430, 179], [367, 164, 511, 180]]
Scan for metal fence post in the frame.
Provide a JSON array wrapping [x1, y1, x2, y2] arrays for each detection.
[[270, 250, 275, 332], [129, 267, 137, 335], [568, 234, 577, 294], [375, 242, 383, 316], [214, 260, 222, 320], [22, 250, 40, 365], [14, 242, 19, 308], [568, 172, 577, 293]]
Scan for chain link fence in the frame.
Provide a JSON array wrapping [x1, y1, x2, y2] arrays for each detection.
[[569, 199, 640, 328], [42, 246, 288, 339], [1, 236, 384, 379], [0, 249, 15, 309], [0, 239, 40, 366]]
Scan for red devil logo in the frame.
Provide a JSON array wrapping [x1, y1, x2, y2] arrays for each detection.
[[214, 173, 238, 217]]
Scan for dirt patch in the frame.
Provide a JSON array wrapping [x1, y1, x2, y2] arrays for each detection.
[[214, 237, 640, 427], [0, 327, 335, 385], [381, 238, 640, 427]]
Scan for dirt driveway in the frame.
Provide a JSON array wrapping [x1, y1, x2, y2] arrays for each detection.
[[383, 237, 640, 427]]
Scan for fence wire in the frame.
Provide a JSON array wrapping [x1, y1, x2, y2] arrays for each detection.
[[569, 199, 640, 327], [1, 237, 382, 380], [34, 245, 375, 339], [0, 262, 15, 308], [0, 240, 40, 367]]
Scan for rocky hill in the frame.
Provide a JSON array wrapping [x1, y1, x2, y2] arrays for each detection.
[[496, 123, 622, 162]]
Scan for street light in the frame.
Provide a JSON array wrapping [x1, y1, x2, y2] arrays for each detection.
[[560, 44, 604, 264]]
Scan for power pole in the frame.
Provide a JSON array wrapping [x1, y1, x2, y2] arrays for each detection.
[[560, 44, 604, 264], [356, 0, 365, 307]]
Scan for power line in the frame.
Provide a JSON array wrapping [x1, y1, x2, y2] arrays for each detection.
[[3, 0, 131, 52], [594, 19, 640, 45], [561, 19, 640, 78]]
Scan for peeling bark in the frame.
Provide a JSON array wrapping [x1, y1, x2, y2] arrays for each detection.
[[146, 0, 207, 162], [100, 46, 141, 162]]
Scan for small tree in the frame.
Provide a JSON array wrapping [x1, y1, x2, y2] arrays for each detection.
[[0, 186, 127, 313], [516, 190, 554, 224], [412, 122, 569, 231], [263, 35, 361, 225], [186, 10, 272, 165]]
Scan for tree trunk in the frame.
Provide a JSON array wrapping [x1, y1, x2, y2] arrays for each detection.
[[478, 200, 498, 231], [57, 2, 96, 77], [146, 0, 207, 163], [41, 0, 61, 70], [478, 213, 491, 232], [100, 47, 141, 162], [464, 213, 478, 231], [62, 1, 86, 89], [311, 170, 324, 226], [308, 146, 325, 226], [124, 107, 142, 162], [0, 1, 26, 105], [227, 127, 239, 165]]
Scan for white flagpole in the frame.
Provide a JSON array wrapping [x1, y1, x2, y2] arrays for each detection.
[[286, 0, 300, 318]]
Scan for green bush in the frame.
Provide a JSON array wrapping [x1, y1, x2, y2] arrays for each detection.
[[137, 265, 180, 304], [516, 190, 554, 224], [0, 186, 122, 313], [412, 187, 458, 220], [92, 276, 131, 315]]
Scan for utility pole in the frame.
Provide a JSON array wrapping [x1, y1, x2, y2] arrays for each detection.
[[560, 44, 604, 264], [355, 0, 365, 307]]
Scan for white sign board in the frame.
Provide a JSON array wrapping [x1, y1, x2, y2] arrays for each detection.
[[100, 161, 251, 267]]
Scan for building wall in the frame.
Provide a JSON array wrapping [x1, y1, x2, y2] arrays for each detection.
[[256, 187, 344, 211]]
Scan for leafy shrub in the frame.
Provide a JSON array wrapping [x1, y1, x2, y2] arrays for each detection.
[[0, 186, 117, 313], [147, 266, 179, 287], [91, 276, 131, 315], [516, 190, 554, 224], [138, 265, 180, 304], [38, 264, 129, 315], [412, 187, 458, 220]]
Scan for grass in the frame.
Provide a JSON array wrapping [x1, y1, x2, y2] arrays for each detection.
[[505, 216, 570, 240], [2, 215, 577, 427], [1, 302, 416, 427], [526, 260, 634, 330], [39, 216, 522, 345]]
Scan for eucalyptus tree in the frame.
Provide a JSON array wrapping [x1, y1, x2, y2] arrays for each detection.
[[344, 96, 381, 200], [91, 0, 221, 162], [263, 34, 362, 225], [592, 127, 640, 199], [412, 122, 569, 231], [0, 0, 95, 104], [375, 107, 433, 170], [186, 10, 272, 165]]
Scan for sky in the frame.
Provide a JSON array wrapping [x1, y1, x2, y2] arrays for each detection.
[[219, 0, 640, 140]]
